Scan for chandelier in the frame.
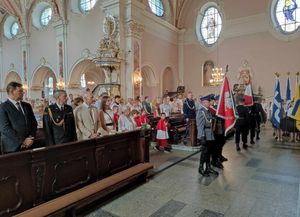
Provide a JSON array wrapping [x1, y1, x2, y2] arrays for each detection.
[[209, 67, 224, 86]]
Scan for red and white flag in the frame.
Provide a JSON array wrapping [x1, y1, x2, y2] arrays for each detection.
[[216, 76, 238, 136], [244, 84, 253, 106]]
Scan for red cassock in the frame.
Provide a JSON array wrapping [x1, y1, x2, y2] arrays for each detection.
[[156, 119, 169, 148], [134, 116, 142, 127], [139, 115, 149, 125]]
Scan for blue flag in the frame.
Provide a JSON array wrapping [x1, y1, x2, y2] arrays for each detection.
[[272, 78, 282, 129], [286, 76, 291, 111]]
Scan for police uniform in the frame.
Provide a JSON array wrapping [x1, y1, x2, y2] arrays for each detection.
[[43, 103, 77, 145], [235, 103, 250, 151], [249, 104, 258, 144], [196, 95, 218, 176], [254, 100, 266, 140], [183, 98, 196, 138]]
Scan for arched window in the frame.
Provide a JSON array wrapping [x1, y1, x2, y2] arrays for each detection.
[[198, 6, 222, 46], [10, 22, 19, 37], [148, 0, 164, 17], [80, 0, 96, 12], [272, 0, 300, 34], [40, 7, 52, 26], [44, 76, 54, 97], [80, 73, 86, 88]]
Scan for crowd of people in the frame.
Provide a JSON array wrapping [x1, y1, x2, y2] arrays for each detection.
[[0, 81, 269, 178]]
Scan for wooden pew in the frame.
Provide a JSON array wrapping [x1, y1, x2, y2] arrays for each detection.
[[14, 163, 153, 217], [0, 130, 152, 217]]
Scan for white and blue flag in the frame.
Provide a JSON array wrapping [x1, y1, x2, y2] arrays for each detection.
[[286, 76, 291, 111], [272, 78, 282, 129]]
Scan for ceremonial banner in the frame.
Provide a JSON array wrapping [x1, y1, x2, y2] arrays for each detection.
[[286, 75, 291, 111], [244, 84, 253, 106], [271, 77, 282, 129], [216, 76, 238, 136]]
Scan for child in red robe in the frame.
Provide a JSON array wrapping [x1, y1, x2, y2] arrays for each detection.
[[113, 105, 120, 131], [139, 110, 149, 125], [132, 110, 142, 127], [156, 113, 170, 152]]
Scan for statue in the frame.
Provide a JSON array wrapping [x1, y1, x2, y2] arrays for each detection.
[[206, 17, 216, 39]]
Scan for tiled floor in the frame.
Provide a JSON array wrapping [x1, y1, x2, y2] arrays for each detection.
[[86, 127, 300, 217]]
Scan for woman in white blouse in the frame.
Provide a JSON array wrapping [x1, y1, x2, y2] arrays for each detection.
[[118, 106, 137, 132], [99, 96, 116, 134]]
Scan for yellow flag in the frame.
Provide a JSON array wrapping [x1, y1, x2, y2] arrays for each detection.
[[295, 75, 300, 100]]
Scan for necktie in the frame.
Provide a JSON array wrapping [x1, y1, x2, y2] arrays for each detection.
[[61, 106, 64, 111], [16, 102, 24, 114]]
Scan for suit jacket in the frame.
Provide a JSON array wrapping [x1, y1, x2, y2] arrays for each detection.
[[196, 107, 215, 141], [74, 104, 99, 140], [43, 103, 77, 145], [0, 100, 37, 153]]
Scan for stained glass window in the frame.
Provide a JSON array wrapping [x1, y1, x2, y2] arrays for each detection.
[[11, 22, 19, 37], [40, 7, 52, 26], [80, 74, 86, 88], [200, 7, 222, 46], [274, 0, 300, 33], [80, 0, 96, 12], [148, 0, 164, 17]]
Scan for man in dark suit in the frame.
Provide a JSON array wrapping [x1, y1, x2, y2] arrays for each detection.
[[0, 82, 37, 153], [43, 89, 77, 145]]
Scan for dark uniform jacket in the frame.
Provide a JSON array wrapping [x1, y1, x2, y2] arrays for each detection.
[[183, 99, 196, 119], [43, 103, 77, 145], [235, 105, 250, 127], [0, 100, 37, 152], [254, 103, 266, 123], [249, 105, 258, 127], [196, 107, 215, 141], [142, 101, 152, 115]]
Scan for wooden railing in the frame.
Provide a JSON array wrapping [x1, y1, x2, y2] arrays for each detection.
[[0, 130, 151, 217]]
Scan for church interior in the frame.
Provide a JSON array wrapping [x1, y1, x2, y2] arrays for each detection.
[[0, 0, 300, 217]]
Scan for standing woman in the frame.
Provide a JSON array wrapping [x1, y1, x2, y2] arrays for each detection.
[[99, 96, 115, 135], [118, 106, 137, 132]]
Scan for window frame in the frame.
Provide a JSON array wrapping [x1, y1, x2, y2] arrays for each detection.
[[40, 6, 53, 27], [148, 0, 165, 17], [196, 2, 224, 48], [79, 0, 97, 13], [271, 0, 300, 35]]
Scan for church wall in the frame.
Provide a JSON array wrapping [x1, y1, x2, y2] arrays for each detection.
[[181, 0, 300, 99], [29, 27, 57, 80], [67, 4, 104, 78], [2, 38, 22, 81], [141, 31, 178, 98]]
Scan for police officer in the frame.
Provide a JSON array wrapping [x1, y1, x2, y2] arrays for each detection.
[[235, 96, 250, 151], [254, 97, 266, 140], [249, 102, 258, 144], [197, 95, 218, 176], [210, 95, 227, 169], [43, 90, 77, 145], [183, 91, 196, 139]]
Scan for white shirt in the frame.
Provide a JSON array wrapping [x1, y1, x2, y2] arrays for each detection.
[[8, 97, 25, 114]]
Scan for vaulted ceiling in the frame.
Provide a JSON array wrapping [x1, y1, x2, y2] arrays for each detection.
[[0, 0, 193, 32]]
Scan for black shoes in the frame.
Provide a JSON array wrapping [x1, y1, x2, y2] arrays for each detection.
[[198, 165, 209, 177], [236, 144, 241, 152], [256, 136, 260, 140], [250, 140, 255, 144], [206, 164, 219, 175], [243, 143, 248, 149], [220, 155, 228, 162], [154, 145, 164, 152], [212, 161, 224, 169]]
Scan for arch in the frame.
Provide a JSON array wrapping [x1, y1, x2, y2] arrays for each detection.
[[141, 65, 159, 98], [68, 58, 105, 89], [162, 67, 178, 93], [31, 66, 57, 90], [4, 71, 22, 88]]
